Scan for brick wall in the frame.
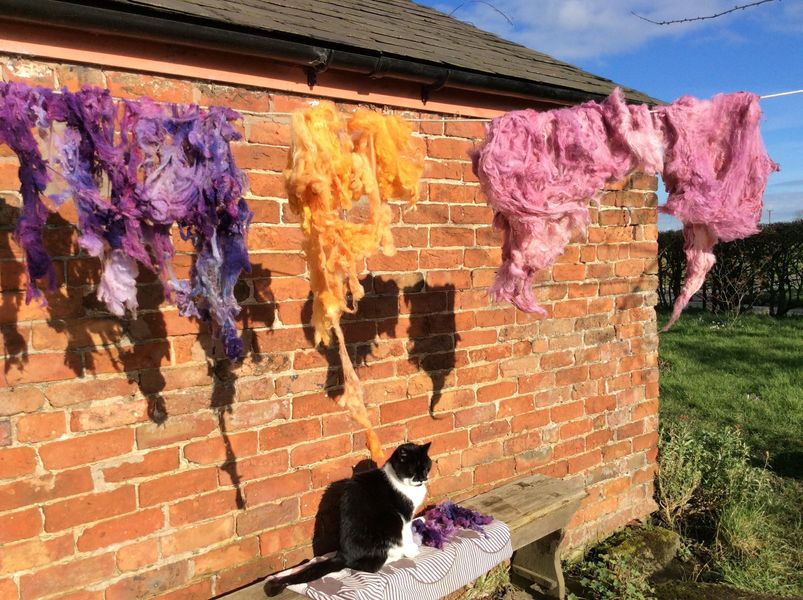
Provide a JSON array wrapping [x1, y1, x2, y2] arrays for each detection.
[[0, 56, 660, 599]]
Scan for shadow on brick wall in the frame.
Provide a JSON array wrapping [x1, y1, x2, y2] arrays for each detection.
[[300, 275, 401, 399], [311, 458, 377, 556], [0, 201, 28, 373], [1, 195, 278, 509], [404, 282, 459, 416]]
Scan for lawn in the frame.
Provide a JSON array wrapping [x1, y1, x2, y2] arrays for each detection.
[[657, 311, 803, 477], [657, 310, 803, 595]]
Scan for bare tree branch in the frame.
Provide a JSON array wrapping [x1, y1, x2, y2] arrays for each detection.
[[632, 0, 780, 25], [448, 1, 514, 26]]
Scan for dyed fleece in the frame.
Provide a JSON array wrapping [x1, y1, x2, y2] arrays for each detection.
[[0, 82, 252, 360], [284, 101, 423, 463], [472, 88, 777, 326]]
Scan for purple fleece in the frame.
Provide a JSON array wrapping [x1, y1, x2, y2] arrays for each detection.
[[0, 82, 252, 359]]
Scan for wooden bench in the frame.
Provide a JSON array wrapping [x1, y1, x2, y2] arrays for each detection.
[[219, 473, 584, 600], [462, 473, 585, 599]]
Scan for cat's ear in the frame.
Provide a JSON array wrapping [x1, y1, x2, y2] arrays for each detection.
[[420, 441, 432, 454]]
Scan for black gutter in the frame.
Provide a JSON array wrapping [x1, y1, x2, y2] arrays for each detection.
[[0, 0, 655, 105]]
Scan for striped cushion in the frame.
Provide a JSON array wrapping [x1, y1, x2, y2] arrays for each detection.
[[283, 520, 512, 600]]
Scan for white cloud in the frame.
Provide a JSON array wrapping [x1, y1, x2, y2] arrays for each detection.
[[436, 0, 781, 60]]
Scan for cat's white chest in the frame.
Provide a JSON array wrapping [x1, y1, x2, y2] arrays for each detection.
[[382, 464, 427, 511]]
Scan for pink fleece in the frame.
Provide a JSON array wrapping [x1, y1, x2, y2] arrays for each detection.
[[656, 92, 779, 328], [472, 89, 778, 326]]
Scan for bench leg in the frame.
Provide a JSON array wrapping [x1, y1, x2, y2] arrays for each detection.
[[511, 529, 566, 599]]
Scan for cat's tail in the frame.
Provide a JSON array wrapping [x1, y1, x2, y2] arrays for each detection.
[[263, 554, 347, 596]]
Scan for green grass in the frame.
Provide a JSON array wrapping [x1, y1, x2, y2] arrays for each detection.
[[657, 310, 803, 595], [657, 311, 803, 477]]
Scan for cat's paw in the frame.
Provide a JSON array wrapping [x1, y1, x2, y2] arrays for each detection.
[[402, 544, 420, 559]]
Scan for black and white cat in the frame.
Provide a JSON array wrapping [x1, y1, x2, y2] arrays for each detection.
[[265, 442, 432, 593]]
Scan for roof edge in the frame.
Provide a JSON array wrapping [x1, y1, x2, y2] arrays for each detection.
[[0, 0, 658, 105]]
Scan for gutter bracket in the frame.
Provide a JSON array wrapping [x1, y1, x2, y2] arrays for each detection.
[[421, 69, 451, 104], [306, 47, 334, 88], [368, 53, 391, 79]]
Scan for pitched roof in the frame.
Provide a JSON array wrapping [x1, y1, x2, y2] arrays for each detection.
[[35, 0, 657, 104]]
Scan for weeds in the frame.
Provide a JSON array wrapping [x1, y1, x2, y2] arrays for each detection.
[[656, 422, 802, 595], [567, 552, 656, 600]]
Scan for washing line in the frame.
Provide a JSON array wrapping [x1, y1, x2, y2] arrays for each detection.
[[40, 86, 803, 123]]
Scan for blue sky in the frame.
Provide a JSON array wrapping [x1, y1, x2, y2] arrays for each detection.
[[424, 0, 803, 229]]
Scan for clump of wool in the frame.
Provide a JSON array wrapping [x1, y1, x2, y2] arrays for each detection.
[[284, 101, 423, 463], [412, 501, 494, 549], [0, 82, 252, 360], [655, 92, 779, 329], [471, 88, 661, 314], [472, 88, 777, 327]]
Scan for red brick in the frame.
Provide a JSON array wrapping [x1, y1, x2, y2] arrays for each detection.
[[44, 485, 136, 532], [470, 421, 510, 444], [380, 397, 429, 424], [184, 431, 258, 465], [290, 435, 351, 468], [38, 428, 133, 470], [169, 489, 241, 527], [247, 119, 290, 145], [259, 519, 314, 555], [0, 446, 37, 479], [139, 467, 218, 506], [193, 536, 259, 576], [0, 506, 42, 545], [105, 561, 190, 600], [553, 438, 584, 460], [473, 457, 514, 485], [1, 535, 73, 577], [476, 381, 516, 403], [444, 120, 486, 139], [616, 420, 645, 440], [214, 556, 284, 597], [0, 579, 16, 599], [149, 580, 211, 600], [44, 378, 138, 407], [586, 429, 613, 450], [161, 516, 234, 557], [568, 450, 602, 474], [223, 399, 290, 431], [70, 400, 149, 432], [77, 507, 163, 551], [197, 83, 270, 112], [450, 204, 492, 224], [586, 395, 616, 414], [1, 353, 82, 386], [117, 539, 159, 572], [19, 553, 115, 599], [244, 470, 310, 506], [102, 448, 180, 483], [510, 409, 549, 433], [560, 418, 593, 440], [0, 387, 44, 416], [426, 138, 475, 160], [16, 411, 66, 442], [402, 203, 449, 225], [237, 498, 298, 536], [136, 413, 218, 449], [428, 470, 473, 498], [602, 440, 632, 461], [555, 366, 589, 386], [461, 441, 502, 467], [0, 467, 93, 512], [219, 449, 289, 486], [428, 183, 478, 204], [550, 401, 584, 423]]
